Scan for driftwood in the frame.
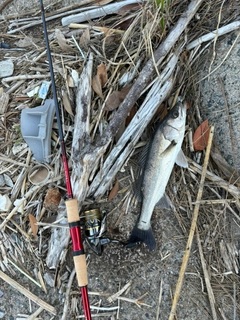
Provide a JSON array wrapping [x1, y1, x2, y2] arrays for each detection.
[[46, 199, 70, 269], [96, 0, 204, 148], [71, 54, 93, 203], [2, 74, 50, 84], [61, 0, 143, 26], [70, 0, 205, 204], [71, 55, 175, 203], [89, 53, 179, 198], [7, 5, 99, 34], [187, 20, 240, 50]]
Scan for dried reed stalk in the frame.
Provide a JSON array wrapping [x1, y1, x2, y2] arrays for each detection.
[[169, 126, 214, 320], [196, 228, 218, 320], [0, 271, 56, 315]]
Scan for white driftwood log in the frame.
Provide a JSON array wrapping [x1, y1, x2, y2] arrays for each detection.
[[61, 0, 143, 26], [95, 0, 204, 153], [46, 199, 70, 269], [187, 20, 240, 50], [70, 54, 176, 203], [88, 53, 179, 198], [71, 53, 94, 204]]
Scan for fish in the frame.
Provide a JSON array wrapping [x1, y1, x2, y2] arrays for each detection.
[[127, 101, 188, 250]]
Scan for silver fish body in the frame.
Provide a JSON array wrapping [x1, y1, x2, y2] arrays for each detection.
[[128, 101, 187, 250]]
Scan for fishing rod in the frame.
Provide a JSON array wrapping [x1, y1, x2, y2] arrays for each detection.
[[39, 1, 92, 319]]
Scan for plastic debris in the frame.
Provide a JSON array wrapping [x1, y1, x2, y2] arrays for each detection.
[[28, 165, 50, 185], [27, 86, 40, 97], [20, 99, 55, 162], [38, 80, 51, 99], [0, 42, 10, 49]]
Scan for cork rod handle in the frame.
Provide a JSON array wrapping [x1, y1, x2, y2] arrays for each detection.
[[65, 199, 88, 287]]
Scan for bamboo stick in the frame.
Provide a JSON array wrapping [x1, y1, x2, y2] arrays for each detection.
[[168, 126, 214, 320]]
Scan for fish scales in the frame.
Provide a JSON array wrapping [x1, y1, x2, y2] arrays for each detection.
[[127, 101, 187, 250]]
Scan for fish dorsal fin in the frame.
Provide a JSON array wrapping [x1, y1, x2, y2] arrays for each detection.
[[175, 149, 188, 168]]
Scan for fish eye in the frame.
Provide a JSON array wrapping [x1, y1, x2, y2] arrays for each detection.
[[172, 110, 179, 118]]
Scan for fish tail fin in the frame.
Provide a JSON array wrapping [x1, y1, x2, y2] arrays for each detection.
[[126, 225, 156, 250]]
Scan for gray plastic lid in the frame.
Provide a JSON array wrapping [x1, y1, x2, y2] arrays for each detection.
[[20, 99, 55, 162]]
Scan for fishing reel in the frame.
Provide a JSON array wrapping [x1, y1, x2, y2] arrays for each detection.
[[84, 208, 123, 255]]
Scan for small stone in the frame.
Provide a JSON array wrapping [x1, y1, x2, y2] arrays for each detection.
[[3, 174, 13, 187], [43, 272, 54, 287], [0, 310, 5, 318], [0, 174, 13, 187], [0, 194, 12, 211], [0, 60, 14, 78]]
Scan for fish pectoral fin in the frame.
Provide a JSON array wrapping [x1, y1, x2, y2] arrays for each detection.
[[156, 193, 174, 210], [137, 141, 151, 168], [161, 140, 176, 155], [175, 149, 188, 168], [131, 141, 151, 205]]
